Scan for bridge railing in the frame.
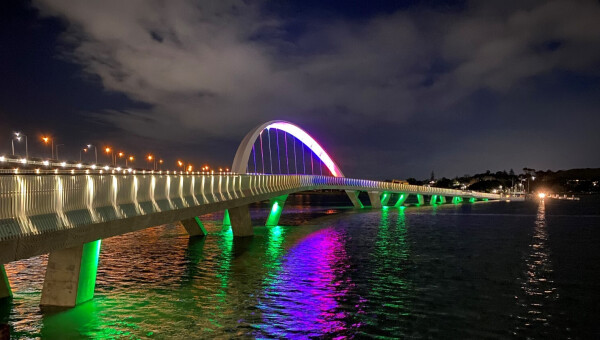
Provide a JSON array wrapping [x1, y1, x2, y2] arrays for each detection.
[[0, 173, 500, 241]]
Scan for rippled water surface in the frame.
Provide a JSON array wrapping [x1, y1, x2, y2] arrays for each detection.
[[2, 193, 600, 339]]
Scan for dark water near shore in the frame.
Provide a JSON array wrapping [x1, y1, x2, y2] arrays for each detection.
[[2, 194, 600, 339]]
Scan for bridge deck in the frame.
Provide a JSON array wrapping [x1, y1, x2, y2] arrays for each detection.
[[0, 172, 500, 263]]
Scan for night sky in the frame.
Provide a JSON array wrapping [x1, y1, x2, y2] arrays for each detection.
[[1, 0, 599, 179]]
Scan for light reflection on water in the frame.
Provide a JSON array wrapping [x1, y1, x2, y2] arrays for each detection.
[[1, 194, 600, 338], [514, 200, 558, 337]]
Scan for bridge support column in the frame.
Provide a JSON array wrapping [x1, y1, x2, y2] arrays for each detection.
[[266, 194, 288, 227], [430, 195, 438, 205], [180, 217, 208, 237], [1, 264, 11, 300], [469, 197, 477, 203], [228, 205, 253, 237], [452, 197, 463, 204], [345, 190, 364, 208], [223, 209, 231, 226], [41, 240, 101, 308], [416, 194, 425, 206], [368, 191, 383, 208], [439, 196, 447, 204], [380, 192, 391, 206], [394, 193, 408, 207]]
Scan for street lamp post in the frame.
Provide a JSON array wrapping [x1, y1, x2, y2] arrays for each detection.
[[147, 155, 155, 170], [126, 155, 134, 167], [117, 151, 124, 166], [42, 137, 54, 159], [12, 132, 28, 158], [55, 144, 64, 161], [104, 147, 114, 166], [87, 144, 98, 164], [80, 148, 88, 162]]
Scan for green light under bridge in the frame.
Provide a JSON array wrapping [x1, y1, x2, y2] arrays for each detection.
[[266, 194, 288, 226]]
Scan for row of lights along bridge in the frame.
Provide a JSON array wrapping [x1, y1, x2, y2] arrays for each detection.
[[7, 131, 230, 173]]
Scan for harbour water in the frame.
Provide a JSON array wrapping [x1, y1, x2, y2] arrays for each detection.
[[2, 193, 599, 339]]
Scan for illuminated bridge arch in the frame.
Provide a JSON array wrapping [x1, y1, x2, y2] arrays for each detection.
[[231, 120, 345, 177]]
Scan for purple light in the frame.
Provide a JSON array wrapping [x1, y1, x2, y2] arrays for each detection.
[[266, 122, 342, 177]]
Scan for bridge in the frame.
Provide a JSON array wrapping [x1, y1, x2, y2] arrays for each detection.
[[0, 120, 501, 308]]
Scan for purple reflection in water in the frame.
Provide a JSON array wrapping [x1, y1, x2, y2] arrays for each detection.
[[256, 227, 363, 338]]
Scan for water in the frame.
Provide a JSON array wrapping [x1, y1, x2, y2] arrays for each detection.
[[2, 193, 600, 339]]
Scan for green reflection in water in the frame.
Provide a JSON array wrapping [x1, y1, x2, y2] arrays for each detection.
[[360, 207, 412, 329], [217, 226, 233, 299]]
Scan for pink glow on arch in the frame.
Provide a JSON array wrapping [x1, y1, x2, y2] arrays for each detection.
[[266, 122, 342, 177]]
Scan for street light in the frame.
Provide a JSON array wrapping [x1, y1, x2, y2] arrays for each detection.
[[105, 147, 114, 165], [126, 155, 134, 167], [117, 151, 124, 166], [80, 148, 88, 162], [41, 136, 54, 159], [87, 144, 98, 164], [147, 154, 155, 170], [12, 132, 28, 159]]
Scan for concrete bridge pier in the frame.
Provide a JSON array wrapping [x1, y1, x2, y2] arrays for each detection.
[[180, 217, 208, 237], [345, 190, 364, 208], [416, 194, 425, 206], [430, 195, 438, 205], [228, 205, 254, 237], [368, 191, 383, 208], [439, 196, 447, 204], [266, 194, 288, 226], [40, 240, 101, 308], [380, 192, 392, 206], [1, 264, 11, 300], [394, 193, 408, 207]]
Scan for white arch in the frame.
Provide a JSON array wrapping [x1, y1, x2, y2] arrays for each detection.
[[231, 120, 344, 177]]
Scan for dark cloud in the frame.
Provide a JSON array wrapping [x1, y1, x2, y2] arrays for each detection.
[[26, 0, 600, 178]]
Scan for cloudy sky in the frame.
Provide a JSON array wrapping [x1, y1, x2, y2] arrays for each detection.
[[1, 0, 599, 179]]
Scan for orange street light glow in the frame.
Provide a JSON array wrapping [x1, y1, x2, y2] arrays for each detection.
[[118, 152, 124, 157], [42, 137, 50, 143], [105, 147, 111, 153], [129, 156, 134, 161]]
